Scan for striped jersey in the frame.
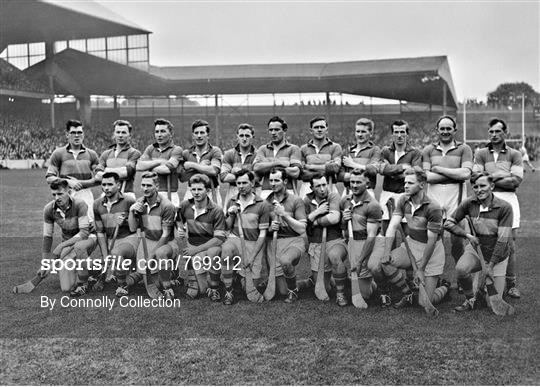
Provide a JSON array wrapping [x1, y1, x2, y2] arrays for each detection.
[[220, 145, 257, 187], [304, 191, 342, 243], [339, 142, 381, 189], [447, 194, 512, 264], [137, 194, 176, 242], [340, 191, 382, 240], [95, 144, 141, 193], [43, 197, 91, 244], [93, 193, 135, 239], [265, 191, 306, 238], [254, 141, 302, 190], [422, 141, 473, 184], [225, 195, 270, 241], [140, 141, 183, 191], [180, 144, 223, 188], [177, 199, 227, 246], [379, 143, 422, 193], [46, 144, 99, 182], [394, 193, 443, 243], [473, 143, 523, 192], [299, 138, 342, 182]]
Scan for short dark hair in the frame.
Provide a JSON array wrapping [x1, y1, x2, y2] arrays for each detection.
[[113, 119, 132, 133], [237, 123, 254, 135], [471, 171, 494, 184], [269, 167, 287, 181], [189, 173, 211, 189], [50, 178, 69, 190], [65, 119, 82, 131], [141, 171, 159, 184], [436, 115, 457, 129], [154, 118, 173, 131], [309, 116, 327, 128], [267, 116, 287, 131], [235, 168, 255, 182], [309, 172, 326, 185], [192, 119, 210, 133], [391, 119, 409, 134], [350, 168, 368, 179], [404, 166, 427, 183], [488, 117, 507, 132], [102, 172, 120, 182], [356, 118, 374, 131]]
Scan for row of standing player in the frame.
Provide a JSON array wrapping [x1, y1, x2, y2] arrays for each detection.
[[33, 115, 522, 311]]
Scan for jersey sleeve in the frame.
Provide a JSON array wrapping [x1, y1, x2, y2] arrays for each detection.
[[461, 144, 473, 171], [212, 207, 227, 242], [46, 148, 62, 178], [366, 201, 383, 223], [421, 145, 433, 171], [426, 203, 443, 235]]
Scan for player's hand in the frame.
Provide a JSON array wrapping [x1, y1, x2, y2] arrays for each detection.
[[94, 171, 104, 181], [183, 161, 196, 170], [273, 202, 286, 217], [380, 252, 391, 264], [342, 156, 356, 168], [228, 205, 240, 216], [67, 178, 82, 191], [230, 166, 242, 174], [153, 165, 170, 175], [466, 234, 480, 248], [130, 202, 144, 214], [316, 202, 329, 217], [414, 269, 426, 286], [342, 208, 352, 221], [270, 220, 281, 231], [115, 212, 127, 226], [430, 165, 441, 174], [483, 264, 494, 280], [183, 245, 198, 257], [176, 225, 186, 238], [201, 159, 211, 166]]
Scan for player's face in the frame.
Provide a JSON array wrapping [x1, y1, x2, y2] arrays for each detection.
[[189, 182, 209, 202], [51, 188, 70, 208], [236, 174, 253, 196], [66, 126, 84, 147], [154, 124, 171, 145], [101, 177, 119, 198], [113, 125, 131, 146], [355, 125, 371, 144], [141, 178, 158, 197], [268, 122, 285, 144], [404, 174, 423, 196], [488, 122, 507, 145], [269, 172, 286, 193], [237, 129, 253, 148], [392, 125, 408, 146], [310, 120, 328, 141], [311, 176, 328, 199], [472, 176, 493, 201], [193, 126, 209, 147], [350, 174, 368, 196], [436, 118, 456, 144]]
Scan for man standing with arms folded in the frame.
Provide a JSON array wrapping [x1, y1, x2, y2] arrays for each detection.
[[472, 118, 523, 298], [137, 118, 183, 207], [46, 119, 99, 221], [298, 116, 342, 198], [94, 120, 141, 201], [253, 116, 302, 199], [378, 120, 422, 232], [422, 115, 472, 287], [220, 123, 258, 207], [339, 117, 380, 198], [180, 119, 223, 206]]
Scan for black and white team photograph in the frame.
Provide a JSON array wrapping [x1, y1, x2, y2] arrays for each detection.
[[0, 0, 538, 385]]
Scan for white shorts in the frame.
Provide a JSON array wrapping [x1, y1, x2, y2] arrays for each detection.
[[390, 236, 446, 277], [492, 191, 520, 228], [379, 191, 407, 221], [462, 243, 509, 277], [427, 183, 466, 219], [298, 181, 339, 200], [259, 189, 296, 200], [222, 236, 263, 278], [158, 191, 180, 208], [72, 188, 94, 222], [308, 238, 347, 273], [348, 237, 386, 279]]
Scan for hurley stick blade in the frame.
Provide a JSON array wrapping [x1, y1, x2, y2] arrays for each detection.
[[138, 216, 163, 300], [13, 275, 44, 294], [315, 227, 330, 301], [348, 220, 367, 309], [237, 212, 263, 303], [264, 230, 278, 301]]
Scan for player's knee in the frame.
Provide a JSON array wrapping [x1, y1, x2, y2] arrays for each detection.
[[206, 246, 221, 258]]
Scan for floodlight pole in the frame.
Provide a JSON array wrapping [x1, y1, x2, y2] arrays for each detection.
[[521, 93, 525, 144], [463, 99, 467, 144], [326, 92, 331, 124], [442, 83, 448, 115], [48, 75, 55, 129], [215, 94, 220, 146]]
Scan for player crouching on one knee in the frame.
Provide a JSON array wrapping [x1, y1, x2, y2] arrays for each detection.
[[444, 172, 513, 312], [340, 169, 383, 306], [222, 169, 270, 304], [176, 174, 227, 301], [378, 167, 450, 308], [93, 172, 140, 297], [44, 178, 97, 297], [266, 168, 307, 303], [128, 172, 177, 299]]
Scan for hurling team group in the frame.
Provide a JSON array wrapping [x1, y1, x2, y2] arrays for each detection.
[[16, 113, 524, 313]]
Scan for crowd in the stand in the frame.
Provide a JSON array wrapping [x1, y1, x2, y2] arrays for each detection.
[[0, 59, 49, 94]]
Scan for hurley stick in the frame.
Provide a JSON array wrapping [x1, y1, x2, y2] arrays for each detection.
[[237, 211, 264, 302]]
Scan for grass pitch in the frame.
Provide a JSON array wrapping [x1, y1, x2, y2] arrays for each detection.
[[0, 169, 539, 385]]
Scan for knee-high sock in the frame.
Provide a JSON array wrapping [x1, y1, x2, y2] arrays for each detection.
[[381, 263, 410, 294]]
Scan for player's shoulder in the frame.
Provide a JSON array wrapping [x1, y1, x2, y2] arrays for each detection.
[[43, 200, 55, 214], [72, 197, 88, 211]]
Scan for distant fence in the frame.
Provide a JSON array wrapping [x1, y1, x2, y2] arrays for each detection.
[[0, 159, 46, 169]]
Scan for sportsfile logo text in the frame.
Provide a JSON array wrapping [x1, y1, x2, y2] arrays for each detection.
[[40, 254, 243, 274]]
